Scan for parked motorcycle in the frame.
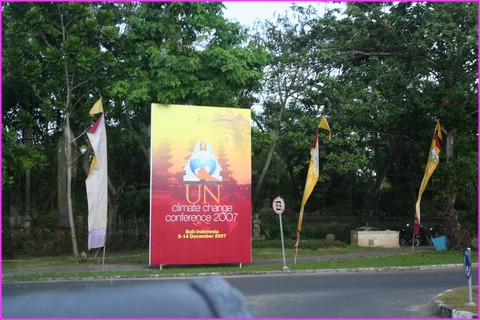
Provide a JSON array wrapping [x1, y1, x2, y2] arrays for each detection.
[[424, 224, 442, 246], [400, 223, 441, 246], [399, 224, 420, 246], [416, 226, 432, 246]]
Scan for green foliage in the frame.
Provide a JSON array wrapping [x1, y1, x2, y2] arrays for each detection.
[[438, 286, 478, 314], [2, 211, 76, 257], [2, 2, 477, 255], [252, 2, 477, 229], [2, 128, 47, 191], [3, 2, 270, 256]]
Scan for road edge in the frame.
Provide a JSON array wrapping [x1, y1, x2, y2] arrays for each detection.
[[433, 290, 478, 319]]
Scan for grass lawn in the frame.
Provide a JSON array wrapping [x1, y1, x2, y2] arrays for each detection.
[[3, 240, 476, 281], [438, 286, 478, 314]]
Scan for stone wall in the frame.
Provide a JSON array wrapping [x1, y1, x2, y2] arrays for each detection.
[[351, 230, 400, 248]]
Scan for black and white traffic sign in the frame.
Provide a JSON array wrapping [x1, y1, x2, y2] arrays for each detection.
[[272, 197, 285, 215]]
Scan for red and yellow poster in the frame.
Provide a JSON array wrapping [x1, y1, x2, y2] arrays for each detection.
[[149, 104, 252, 265]]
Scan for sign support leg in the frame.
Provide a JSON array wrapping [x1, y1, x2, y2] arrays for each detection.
[[279, 214, 289, 271], [465, 248, 474, 305]]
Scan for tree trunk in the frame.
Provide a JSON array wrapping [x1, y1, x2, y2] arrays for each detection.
[[65, 114, 79, 262], [24, 128, 33, 222], [124, 115, 149, 160], [60, 9, 78, 262], [254, 138, 278, 205], [440, 127, 471, 249], [107, 183, 124, 243], [253, 94, 287, 205], [370, 141, 399, 215]]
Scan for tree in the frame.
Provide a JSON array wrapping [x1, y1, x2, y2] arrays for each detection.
[[3, 2, 270, 255], [103, 2, 269, 238], [3, 2, 124, 260], [250, 2, 476, 245], [303, 2, 477, 244], [250, 6, 323, 207], [413, 2, 477, 248], [3, 2, 476, 254]]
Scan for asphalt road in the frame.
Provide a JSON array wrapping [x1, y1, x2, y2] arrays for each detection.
[[224, 269, 468, 318], [3, 268, 468, 318]]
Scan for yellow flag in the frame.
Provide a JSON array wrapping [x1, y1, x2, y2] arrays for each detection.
[[300, 131, 320, 210], [89, 98, 103, 117], [414, 120, 442, 235], [319, 116, 332, 141], [295, 129, 319, 248], [295, 117, 328, 248]]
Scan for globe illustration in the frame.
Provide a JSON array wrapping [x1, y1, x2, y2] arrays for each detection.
[[189, 150, 217, 175]]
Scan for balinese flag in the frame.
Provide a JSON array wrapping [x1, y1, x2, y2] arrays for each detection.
[[295, 116, 331, 248], [414, 120, 442, 235], [319, 116, 332, 141], [86, 100, 108, 249]]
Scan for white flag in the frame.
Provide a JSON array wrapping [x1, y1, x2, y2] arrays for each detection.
[[86, 114, 108, 249]]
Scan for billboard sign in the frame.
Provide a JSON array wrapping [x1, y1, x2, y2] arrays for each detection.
[[150, 104, 252, 265]]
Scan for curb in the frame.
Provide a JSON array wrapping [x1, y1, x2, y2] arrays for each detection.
[[433, 290, 478, 319], [2, 263, 470, 281]]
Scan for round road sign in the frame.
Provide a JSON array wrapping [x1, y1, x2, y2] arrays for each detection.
[[464, 248, 472, 279], [272, 197, 285, 215]]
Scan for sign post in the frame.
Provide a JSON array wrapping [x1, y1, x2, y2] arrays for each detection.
[[273, 196, 289, 271], [464, 247, 474, 305]]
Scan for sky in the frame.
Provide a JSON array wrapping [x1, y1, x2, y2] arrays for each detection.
[[223, 1, 298, 26], [222, 1, 345, 113], [223, 1, 345, 27]]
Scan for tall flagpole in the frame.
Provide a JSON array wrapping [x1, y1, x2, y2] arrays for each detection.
[[294, 206, 305, 264], [411, 233, 415, 253]]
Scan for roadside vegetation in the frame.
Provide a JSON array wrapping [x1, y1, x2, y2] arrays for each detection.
[[3, 2, 477, 263], [438, 286, 478, 314], [3, 240, 476, 282]]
